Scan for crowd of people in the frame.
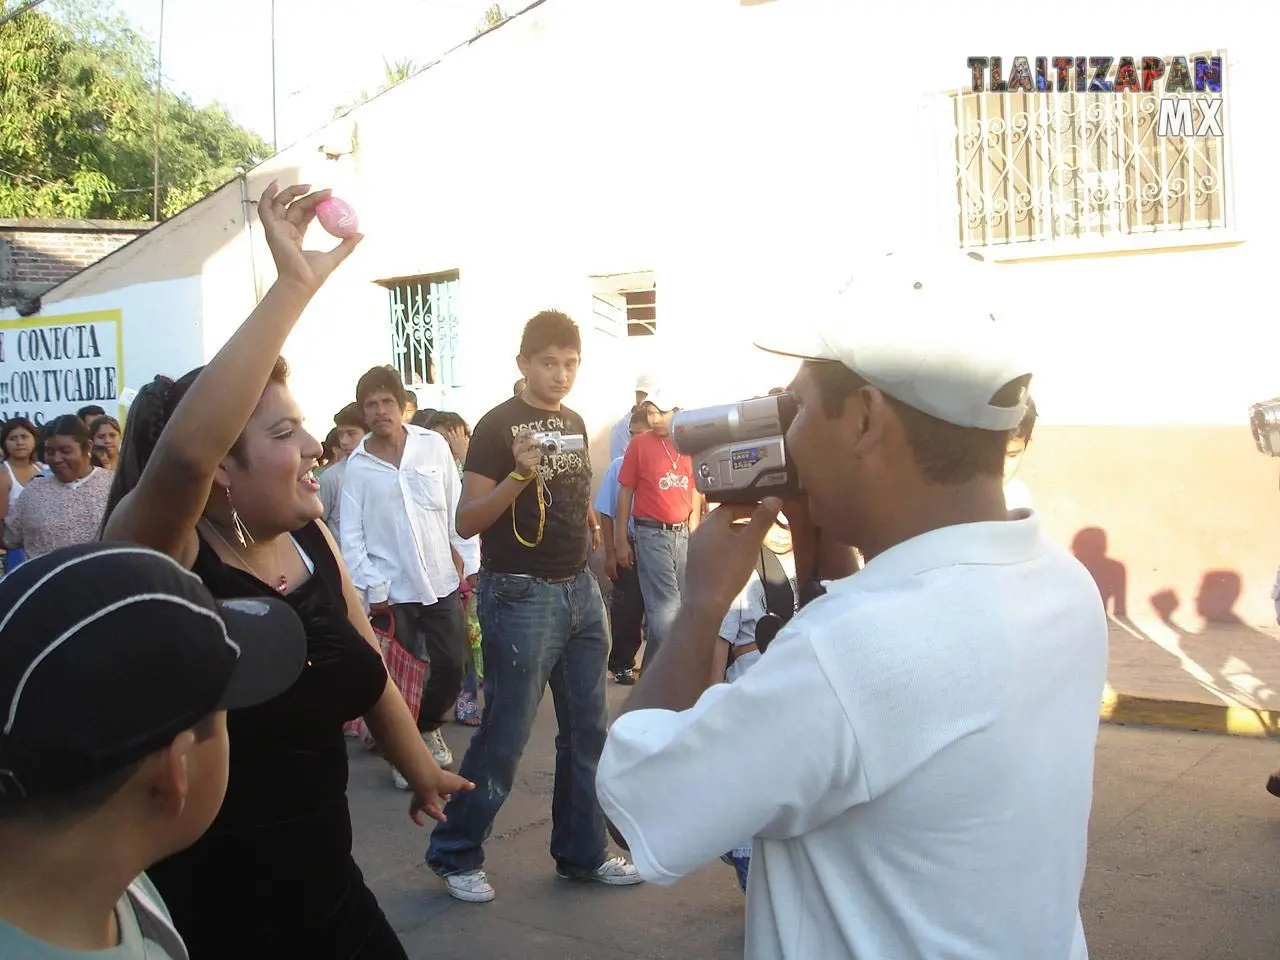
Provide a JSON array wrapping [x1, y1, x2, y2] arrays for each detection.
[[0, 404, 120, 573], [0, 185, 1114, 960]]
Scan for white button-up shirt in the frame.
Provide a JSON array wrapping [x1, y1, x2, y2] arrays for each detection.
[[597, 511, 1107, 960], [339, 425, 475, 606]]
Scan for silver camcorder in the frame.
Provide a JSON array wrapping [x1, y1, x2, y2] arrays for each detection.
[[1250, 399, 1280, 456], [533, 431, 585, 456], [669, 393, 802, 504]]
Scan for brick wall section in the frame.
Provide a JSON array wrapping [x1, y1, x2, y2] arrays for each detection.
[[0, 220, 153, 290]]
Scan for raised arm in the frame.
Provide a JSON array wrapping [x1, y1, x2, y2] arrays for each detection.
[[102, 183, 361, 562]]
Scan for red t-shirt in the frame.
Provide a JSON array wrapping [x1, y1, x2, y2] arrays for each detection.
[[618, 431, 694, 525]]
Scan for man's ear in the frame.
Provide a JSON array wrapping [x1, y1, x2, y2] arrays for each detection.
[[149, 730, 197, 817], [847, 385, 887, 458], [515, 355, 530, 377]]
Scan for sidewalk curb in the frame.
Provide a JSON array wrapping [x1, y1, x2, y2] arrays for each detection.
[[1101, 690, 1280, 738]]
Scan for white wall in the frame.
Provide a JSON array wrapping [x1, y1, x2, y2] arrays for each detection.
[[8, 0, 1277, 440], [0, 277, 204, 424]]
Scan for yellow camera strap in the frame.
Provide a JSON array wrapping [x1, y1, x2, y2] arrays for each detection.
[[512, 470, 547, 548]]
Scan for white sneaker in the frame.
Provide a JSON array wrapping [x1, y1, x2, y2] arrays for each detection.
[[557, 856, 644, 886], [444, 869, 495, 903], [425, 728, 453, 768], [392, 769, 410, 791]]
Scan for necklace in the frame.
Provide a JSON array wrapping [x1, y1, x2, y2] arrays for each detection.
[[658, 438, 681, 472], [202, 519, 289, 594]]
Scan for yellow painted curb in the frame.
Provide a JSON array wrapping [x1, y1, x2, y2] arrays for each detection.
[[1100, 689, 1280, 738]]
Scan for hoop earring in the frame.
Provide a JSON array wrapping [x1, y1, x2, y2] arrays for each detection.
[[226, 487, 254, 547]]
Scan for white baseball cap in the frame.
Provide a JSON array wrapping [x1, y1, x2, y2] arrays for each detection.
[[754, 252, 1030, 432], [635, 372, 661, 394], [642, 385, 681, 413]]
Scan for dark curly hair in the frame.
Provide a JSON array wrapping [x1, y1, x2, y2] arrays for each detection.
[[102, 357, 290, 530]]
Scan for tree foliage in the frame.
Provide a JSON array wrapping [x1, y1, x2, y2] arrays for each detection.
[[0, 0, 270, 220], [477, 3, 508, 34]]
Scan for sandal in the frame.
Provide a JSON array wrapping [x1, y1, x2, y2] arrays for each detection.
[[455, 693, 481, 727]]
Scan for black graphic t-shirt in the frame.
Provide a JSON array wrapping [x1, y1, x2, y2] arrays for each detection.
[[465, 396, 592, 579]]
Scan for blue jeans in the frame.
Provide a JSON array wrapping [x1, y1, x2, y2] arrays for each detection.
[[427, 569, 611, 876], [723, 851, 750, 892], [633, 524, 688, 671], [2, 548, 25, 577]]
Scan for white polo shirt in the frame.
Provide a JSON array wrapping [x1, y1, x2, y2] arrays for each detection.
[[597, 511, 1108, 960]]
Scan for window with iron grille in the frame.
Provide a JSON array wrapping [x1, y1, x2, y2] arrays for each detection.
[[623, 288, 656, 336], [952, 52, 1229, 249], [589, 272, 656, 338], [381, 271, 460, 387]]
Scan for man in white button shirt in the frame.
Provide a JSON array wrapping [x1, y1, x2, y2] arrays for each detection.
[[596, 253, 1109, 960], [341, 366, 473, 772]]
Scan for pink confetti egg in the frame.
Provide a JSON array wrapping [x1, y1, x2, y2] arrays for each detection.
[[315, 197, 359, 239]]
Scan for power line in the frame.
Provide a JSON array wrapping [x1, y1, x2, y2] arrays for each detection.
[[0, 0, 51, 28], [270, 0, 277, 151], [152, 0, 164, 221], [0, 166, 189, 195]]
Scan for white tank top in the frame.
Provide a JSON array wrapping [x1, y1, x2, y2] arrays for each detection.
[[4, 460, 26, 512]]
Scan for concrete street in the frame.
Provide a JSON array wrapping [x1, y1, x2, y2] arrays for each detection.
[[349, 687, 1280, 959]]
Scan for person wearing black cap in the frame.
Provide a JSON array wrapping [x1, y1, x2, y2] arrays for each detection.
[[0, 541, 306, 958], [98, 182, 470, 959]]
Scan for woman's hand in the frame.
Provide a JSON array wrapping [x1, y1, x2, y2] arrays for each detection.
[[258, 182, 362, 296], [409, 769, 475, 826]]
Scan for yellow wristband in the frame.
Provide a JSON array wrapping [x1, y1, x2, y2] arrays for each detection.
[[509, 469, 535, 483]]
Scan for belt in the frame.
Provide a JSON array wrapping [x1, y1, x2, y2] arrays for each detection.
[[634, 517, 688, 532], [503, 571, 579, 584]]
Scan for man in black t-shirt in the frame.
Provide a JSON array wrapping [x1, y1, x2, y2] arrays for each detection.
[[426, 310, 642, 903]]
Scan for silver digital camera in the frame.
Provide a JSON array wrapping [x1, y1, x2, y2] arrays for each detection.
[[669, 394, 802, 504], [1250, 399, 1280, 456], [532, 431, 585, 456]]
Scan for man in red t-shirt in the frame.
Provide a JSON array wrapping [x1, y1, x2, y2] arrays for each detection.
[[615, 386, 703, 670]]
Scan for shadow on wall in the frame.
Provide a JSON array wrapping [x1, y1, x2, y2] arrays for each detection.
[[1071, 527, 1127, 617], [1069, 526, 1280, 713], [1149, 573, 1278, 708]]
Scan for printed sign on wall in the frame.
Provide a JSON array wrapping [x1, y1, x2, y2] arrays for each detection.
[[0, 310, 124, 425]]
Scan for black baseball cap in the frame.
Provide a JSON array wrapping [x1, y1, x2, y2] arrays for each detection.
[[0, 542, 306, 806]]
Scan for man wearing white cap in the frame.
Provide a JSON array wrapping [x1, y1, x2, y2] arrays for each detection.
[[610, 373, 659, 462], [597, 254, 1108, 959]]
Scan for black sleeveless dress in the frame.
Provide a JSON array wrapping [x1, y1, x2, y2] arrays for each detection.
[[148, 522, 405, 959]]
